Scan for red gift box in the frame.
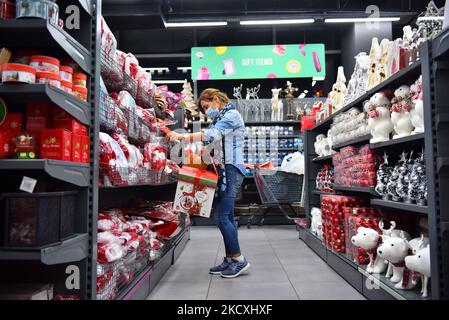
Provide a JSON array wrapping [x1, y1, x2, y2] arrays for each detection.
[[80, 124, 88, 136], [41, 129, 72, 161], [0, 113, 23, 158], [52, 107, 81, 134], [25, 103, 50, 131], [81, 135, 90, 163], [71, 134, 82, 162], [0, 131, 15, 158]]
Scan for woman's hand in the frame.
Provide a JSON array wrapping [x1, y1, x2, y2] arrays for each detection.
[[166, 131, 182, 142]]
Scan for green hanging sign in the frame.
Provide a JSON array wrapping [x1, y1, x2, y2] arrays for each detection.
[[191, 44, 326, 80], [0, 97, 7, 126]]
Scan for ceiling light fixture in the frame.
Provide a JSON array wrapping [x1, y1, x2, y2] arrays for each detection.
[[165, 21, 228, 28], [240, 18, 315, 25], [312, 77, 325, 81], [177, 67, 192, 72], [325, 17, 401, 23], [143, 67, 170, 74]]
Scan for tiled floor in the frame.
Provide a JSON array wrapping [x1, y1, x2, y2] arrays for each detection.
[[147, 225, 365, 300]]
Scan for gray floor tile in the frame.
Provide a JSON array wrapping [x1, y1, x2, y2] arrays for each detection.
[[283, 264, 347, 283], [147, 281, 209, 300], [292, 281, 366, 300], [207, 281, 299, 300], [211, 263, 289, 283], [161, 263, 214, 282]]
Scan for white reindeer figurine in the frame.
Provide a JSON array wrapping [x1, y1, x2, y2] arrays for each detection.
[[271, 88, 284, 121], [405, 236, 431, 298]]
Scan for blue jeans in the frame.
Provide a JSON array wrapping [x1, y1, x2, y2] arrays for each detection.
[[213, 165, 244, 255]]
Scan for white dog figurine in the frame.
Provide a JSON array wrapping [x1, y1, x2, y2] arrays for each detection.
[[351, 227, 387, 274], [379, 221, 411, 279], [405, 241, 431, 298], [377, 231, 417, 290]]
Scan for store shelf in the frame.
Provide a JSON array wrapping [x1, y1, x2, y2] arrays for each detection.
[[245, 147, 298, 152], [99, 180, 177, 189], [0, 19, 92, 75], [245, 135, 301, 139], [302, 229, 327, 261], [432, 28, 449, 60], [0, 159, 90, 187], [188, 120, 301, 127], [0, 234, 88, 265], [0, 84, 91, 126], [312, 61, 422, 133], [117, 264, 154, 300], [358, 266, 430, 300], [312, 190, 338, 196], [371, 199, 428, 214], [332, 134, 371, 150], [370, 134, 425, 150], [333, 185, 379, 196], [312, 155, 333, 162]]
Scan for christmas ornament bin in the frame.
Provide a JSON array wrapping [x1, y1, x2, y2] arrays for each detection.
[[2, 191, 78, 247]]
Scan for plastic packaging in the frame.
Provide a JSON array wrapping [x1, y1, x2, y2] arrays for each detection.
[[36, 71, 61, 88], [16, 0, 59, 25], [73, 86, 88, 101], [99, 132, 129, 186], [59, 65, 73, 83], [29, 55, 60, 74], [1, 63, 36, 83], [73, 73, 87, 87]]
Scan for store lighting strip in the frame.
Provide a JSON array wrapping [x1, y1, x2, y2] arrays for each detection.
[[177, 67, 192, 72], [152, 80, 185, 84], [143, 67, 170, 73], [165, 21, 228, 28], [325, 17, 401, 23], [240, 18, 315, 25]]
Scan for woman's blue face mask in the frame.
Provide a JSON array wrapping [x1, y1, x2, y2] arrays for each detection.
[[206, 107, 220, 119]]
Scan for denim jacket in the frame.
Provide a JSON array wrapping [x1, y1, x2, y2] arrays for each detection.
[[203, 104, 246, 176]]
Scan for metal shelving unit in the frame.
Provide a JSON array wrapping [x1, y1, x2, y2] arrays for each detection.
[[370, 199, 428, 214], [0, 0, 100, 300], [0, 159, 90, 187], [312, 155, 333, 163], [0, 19, 93, 75], [0, 234, 89, 265], [0, 84, 91, 125], [370, 133, 425, 150], [302, 38, 449, 299], [332, 134, 372, 151], [333, 185, 378, 196]]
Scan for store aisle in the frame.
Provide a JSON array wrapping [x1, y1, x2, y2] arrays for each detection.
[[147, 226, 365, 300]]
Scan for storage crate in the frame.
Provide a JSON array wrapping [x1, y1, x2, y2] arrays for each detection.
[[3, 191, 78, 247]]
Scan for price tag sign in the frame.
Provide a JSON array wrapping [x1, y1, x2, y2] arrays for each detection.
[[20, 176, 37, 193]]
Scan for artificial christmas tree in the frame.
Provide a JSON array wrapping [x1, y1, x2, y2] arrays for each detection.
[[181, 80, 199, 120], [387, 152, 407, 202], [375, 152, 393, 200], [408, 152, 427, 205], [396, 151, 415, 202]]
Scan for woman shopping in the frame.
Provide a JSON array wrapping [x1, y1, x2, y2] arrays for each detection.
[[167, 88, 250, 278]]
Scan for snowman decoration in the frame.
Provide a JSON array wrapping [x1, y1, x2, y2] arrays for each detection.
[[366, 92, 393, 143], [391, 85, 414, 139], [410, 76, 425, 134]]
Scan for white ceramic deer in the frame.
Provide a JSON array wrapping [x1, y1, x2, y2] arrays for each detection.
[[271, 88, 284, 121]]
